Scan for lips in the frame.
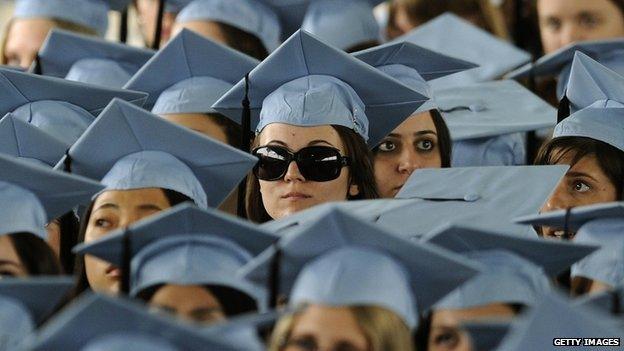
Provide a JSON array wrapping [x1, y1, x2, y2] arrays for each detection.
[[542, 227, 575, 240], [105, 265, 122, 280], [281, 192, 312, 200]]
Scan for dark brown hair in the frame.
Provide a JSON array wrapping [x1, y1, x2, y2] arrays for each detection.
[[246, 125, 380, 223], [206, 113, 242, 148], [217, 22, 269, 61], [8, 233, 62, 275], [534, 136, 624, 200]]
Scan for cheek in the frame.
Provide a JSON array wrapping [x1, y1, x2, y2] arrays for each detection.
[[84, 255, 117, 294]]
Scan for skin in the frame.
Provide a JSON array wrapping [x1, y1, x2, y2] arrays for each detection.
[[84, 188, 172, 295], [135, 0, 176, 47], [540, 152, 618, 239], [538, 0, 624, 54], [0, 235, 28, 277], [4, 18, 56, 68], [283, 305, 369, 351], [428, 304, 517, 351], [374, 112, 441, 198], [160, 113, 229, 144], [257, 124, 359, 220], [172, 20, 229, 45], [572, 277, 614, 296], [45, 219, 61, 259], [149, 284, 226, 325]]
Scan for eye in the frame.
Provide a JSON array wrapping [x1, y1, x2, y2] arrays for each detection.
[[433, 329, 460, 348], [376, 140, 397, 153], [544, 17, 562, 31], [416, 139, 434, 151], [92, 217, 114, 229], [579, 13, 601, 28], [573, 181, 591, 193], [286, 336, 317, 351]]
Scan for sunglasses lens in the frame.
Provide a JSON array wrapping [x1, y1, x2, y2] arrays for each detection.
[[253, 147, 290, 180], [297, 147, 344, 182]]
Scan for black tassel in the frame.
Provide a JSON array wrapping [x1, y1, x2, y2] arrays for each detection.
[[237, 73, 252, 218], [152, 0, 165, 50], [558, 94, 571, 123], [32, 54, 43, 75], [119, 8, 129, 43], [63, 149, 72, 173], [563, 207, 573, 240], [120, 228, 132, 295], [268, 243, 281, 309], [612, 291, 621, 315]]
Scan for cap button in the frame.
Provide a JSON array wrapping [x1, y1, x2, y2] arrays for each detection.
[[469, 104, 485, 112], [463, 193, 480, 202]]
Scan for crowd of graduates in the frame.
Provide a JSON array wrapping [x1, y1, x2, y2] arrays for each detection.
[[0, 0, 623, 350]]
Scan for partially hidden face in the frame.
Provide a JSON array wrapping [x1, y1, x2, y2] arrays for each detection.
[[0, 235, 28, 278], [428, 304, 517, 351], [135, 0, 176, 47], [374, 112, 441, 198], [540, 152, 618, 239], [84, 188, 172, 294], [4, 18, 56, 68], [171, 20, 229, 46], [160, 113, 229, 144], [256, 124, 359, 220], [148, 284, 226, 325], [283, 304, 369, 351], [538, 0, 624, 54]]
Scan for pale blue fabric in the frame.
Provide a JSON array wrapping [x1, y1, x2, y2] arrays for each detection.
[[0, 114, 66, 167], [572, 218, 624, 287], [14, 0, 109, 36]]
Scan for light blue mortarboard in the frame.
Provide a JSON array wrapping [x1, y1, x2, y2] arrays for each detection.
[[515, 201, 624, 229], [100, 0, 132, 11], [60, 99, 256, 208], [163, 0, 194, 12], [0, 114, 67, 167], [434, 80, 556, 166], [74, 203, 276, 305], [213, 30, 429, 146], [176, 0, 282, 53], [13, 0, 109, 36], [374, 165, 569, 239], [507, 38, 624, 99], [461, 321, 511, 351], [203, 311, 282, 351], [422, 223, 597, 309], [37, 29, 154, 88], [242, 207, 480, 329], [301, 0, 379, 51], [575, 285, 624, 315], [0, 68, 147, 146], [394, 13, 531, 89], [124, 29, 259, 114], [0, 277, 74, 350], [553, 53, 624, 152], [0, 153, 103, 239], [24, 293, 240, 351], [495, 292, 624, 351]]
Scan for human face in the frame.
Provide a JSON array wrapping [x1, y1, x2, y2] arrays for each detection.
[[572, 277, 614, 296], [4, 18, 56, 68], [171, 20, 228, 45], [160, 113, 229, 144], [0, 235, 28, 277], [540, 152, 618, 239], [428, 304, 517, 351], [45, 219, 61, 259], [84, 188, 172, 294], [256, 124, 359, 220], [135, 0, 176, 47], [538, 0, 624, 54], [149, 284, 226, 325], [374, 112, 441, 198], [283, 305, 369, 351]]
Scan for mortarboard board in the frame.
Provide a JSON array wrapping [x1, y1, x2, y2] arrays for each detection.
[[0, 68, 147, 146], [36, 29, 154, 88], [60, 99, 257, 209], [24, 293, 240, 351], [175, 0, 282, 53], [100, 0, 132, 11], [203, 311, 282, 351], [13, 0, 109, 36], [74, 203, 277, 302], [0, 114, 66, 167], [301, 0, 379, 51], [515, 201, 624, 230], [242, 207, 480, 328], [394, 13, 530, 89], [495, 292, 624, 351], [163, 0, 194, 12], [461, 320, 511, 351], [423, 223, 597, 309], [213, 30, 429, 146], [373, 165, 569, 239], [0, 153, 103, 239], [124, 29, 259, 114]]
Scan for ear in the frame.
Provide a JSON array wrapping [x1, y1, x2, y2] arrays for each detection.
[[348, 183, 360, 197]]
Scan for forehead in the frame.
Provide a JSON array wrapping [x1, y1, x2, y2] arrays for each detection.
[[392, 111, 436, 136], [5, 19, 53, 51], [257, 123, 345, 151], [93, 188, 169, 208], [538, 0, 619, 16]]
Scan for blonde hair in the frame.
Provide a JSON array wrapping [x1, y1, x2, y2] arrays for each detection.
[[268, 305, 415, 351], [1, 18, 97, 64]]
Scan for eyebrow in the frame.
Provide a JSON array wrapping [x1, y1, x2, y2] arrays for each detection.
[[92, 203, 119, 213], [387, 130, 438, 138], [566, 171, 599, 183], [137, 204, 165, 212], [0, 259, 22, 268], [265, 139, 336, 148], [190, 307, 223, 319]]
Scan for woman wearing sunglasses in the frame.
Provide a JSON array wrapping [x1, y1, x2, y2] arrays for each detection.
[[213, 31, 428, 223]]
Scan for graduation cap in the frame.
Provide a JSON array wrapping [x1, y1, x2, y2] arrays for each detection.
[[515, 201, 624, 231], [422, 223, 597, 309], [124, 29, 259, 114], [101, 0, 132, 11], [203, 311, 282, 351], [394, 13, 531, 89], [74, 203, 277, 301], [24, 293, 241, 351], [301, 0, 379, 51], [373, 165, 569, 239], [0, 153, 103, 239], [461, 320, 511, 351], [213, 30, 429, 147], [0, 114, 66, 167], [0, 68, 147, 146], [242, 206, 480, 328], [507, 38, 624, 99], [13, 0, 110, 36], [0, 277, 74, 350], [575, 285, 624, 315], [36, 29, 154, 88], [176, 0, 282, 53], [495, 292, 624, 351], [61, 98, 257, 209]]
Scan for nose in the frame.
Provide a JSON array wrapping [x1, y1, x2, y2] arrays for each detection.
[[283, 161, 305, 182], [396, 149, 423, 175], [541, 181, 573, 213]]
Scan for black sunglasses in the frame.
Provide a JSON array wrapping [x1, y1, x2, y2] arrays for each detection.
[[252, 145, 351, 182]]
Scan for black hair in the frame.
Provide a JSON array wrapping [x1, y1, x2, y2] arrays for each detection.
[[206, 113, 242, 148], [217, 22, 269, 60], [8, 233, 62, 275], [56, 211, 80, 274], [430, 109, 453, 168]]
